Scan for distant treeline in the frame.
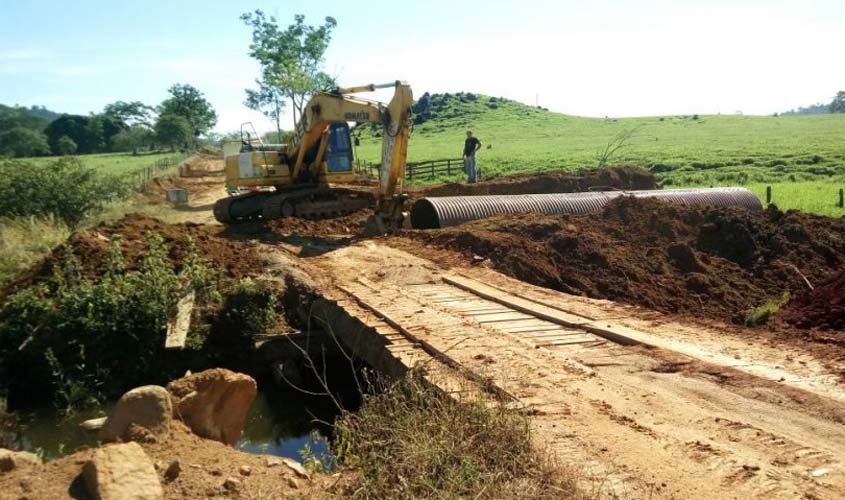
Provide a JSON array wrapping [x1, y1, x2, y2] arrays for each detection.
[[0, 84, 217, 158], [782, 91, 845, 116]]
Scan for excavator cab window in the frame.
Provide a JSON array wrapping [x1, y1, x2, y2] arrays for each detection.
[[325, 123, 353, 173]]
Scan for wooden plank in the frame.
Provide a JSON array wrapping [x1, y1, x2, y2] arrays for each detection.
[[444, 275, 595, 327], [337, 284, 518, 403], [165, 289, 195, 350]]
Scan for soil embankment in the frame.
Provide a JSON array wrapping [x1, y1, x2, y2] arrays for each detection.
[[411, 165, 657, 197], [405, 197, 845, 337]]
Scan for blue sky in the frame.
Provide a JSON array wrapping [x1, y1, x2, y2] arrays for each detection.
[[1, 0, 843, 133]]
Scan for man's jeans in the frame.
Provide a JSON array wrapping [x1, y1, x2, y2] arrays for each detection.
[[464, 154, 477, 183]]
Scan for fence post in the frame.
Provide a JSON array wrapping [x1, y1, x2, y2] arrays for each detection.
[[766, 185, 772, 204], [839, 188, 844, 208], [447, 159, 451, 175]]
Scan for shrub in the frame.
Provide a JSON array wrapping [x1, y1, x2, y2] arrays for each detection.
[[334, 371, 583, 499], [745, 292, 790, 327], [0, 232, 217, 410], [0, 157, 126, 226], [55, 135, 77, 156]]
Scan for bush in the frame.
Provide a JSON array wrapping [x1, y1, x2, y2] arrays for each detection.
[[334, 371, 582, 499], [0, 127, 51, 158], [0, 157, 126, 226], [0, 232, 217, 410], [55, 135, 77, 155], [745, 292, 790, 327]]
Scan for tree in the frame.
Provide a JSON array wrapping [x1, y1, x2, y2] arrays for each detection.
[[89, 113, 127, 151], [55, 135, 77, 155], [244, 77, 287, 143], [241, 11, 337, 126], [44, 115, 101, 154], [111, 126, 152, 155], [0, 127, 50, 157], [103, 101, 155, 127], [831, 91, 845, 113], [158, 84, 217, 137], [154, 114, 191, 151]]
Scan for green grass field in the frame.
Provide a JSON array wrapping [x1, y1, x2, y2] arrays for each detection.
[[28, 151, 181, 178], [356, 93, 845, 216]]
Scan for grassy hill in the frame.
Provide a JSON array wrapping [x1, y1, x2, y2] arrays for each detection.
[[356, 93, 845, 215]]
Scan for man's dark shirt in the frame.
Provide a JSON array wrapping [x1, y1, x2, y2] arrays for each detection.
[[464, 137, 481, 156]]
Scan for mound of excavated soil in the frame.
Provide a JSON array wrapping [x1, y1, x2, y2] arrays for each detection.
[[0, 421, 329, 499], [1, 214, 260, 299], [781, 270, 845, 331], [412, 165, 656, 197], [267, 210, 372, 238], [409, 197, 845, 330]]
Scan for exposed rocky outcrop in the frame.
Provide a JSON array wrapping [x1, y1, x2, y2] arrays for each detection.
[[82, 442, 163, 500], [99, 385, 172, 442], [166, 368, 257, 446]]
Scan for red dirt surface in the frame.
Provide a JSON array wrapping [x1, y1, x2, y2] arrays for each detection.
[[407, 197, 845, 331], [0, 422, 329, 500], [267, 210, 371, 238], [782, 270, 845, 332], [1, 214, 259, 300], [411, 165, 657, 197]]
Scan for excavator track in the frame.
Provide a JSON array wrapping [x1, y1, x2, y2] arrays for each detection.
[[213, 187, 373, 224]]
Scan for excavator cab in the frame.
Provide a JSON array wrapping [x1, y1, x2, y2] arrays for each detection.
[[325, 123, 354, 173]]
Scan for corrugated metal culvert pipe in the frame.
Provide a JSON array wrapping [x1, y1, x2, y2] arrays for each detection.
[[409, 187, 762, 229]]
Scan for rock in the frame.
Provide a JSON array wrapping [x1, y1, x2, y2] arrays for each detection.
[[98, 386, 172, 442], [123, 423, 158, 444], [164, 460, 181, 481], [281, 457, 309, 478], [239, 465, 251, 476], [265, 457, 281, 467], [166, 368, 257, 446], [286, 477, 299, 489], [0, 449, 42, 472], [83, 442, 163, 500], [223, 477, 240, 491], [80, 416, 108, 432]]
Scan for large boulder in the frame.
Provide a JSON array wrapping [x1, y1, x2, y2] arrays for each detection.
[[166, 368, 257, 445], [82, 442, 163, 500], [99, 386, 172, 442], [0, 448, 42, 472]]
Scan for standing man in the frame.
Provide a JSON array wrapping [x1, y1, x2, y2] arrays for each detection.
[[463, 130, 481, 183]]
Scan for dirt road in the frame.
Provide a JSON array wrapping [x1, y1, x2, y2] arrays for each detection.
[[157, 160, 845, 498]]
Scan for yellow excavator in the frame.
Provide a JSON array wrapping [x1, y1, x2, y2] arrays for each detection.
[[214, 81, 413, 234]]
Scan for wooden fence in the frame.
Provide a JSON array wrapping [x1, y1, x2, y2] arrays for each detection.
[[124, 152, 191, 191], [355, 158, 470, 182]]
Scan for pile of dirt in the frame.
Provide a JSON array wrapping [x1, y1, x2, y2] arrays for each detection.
[[407, 197, 845, 331], [781, 270, 845, 331], [267, 209, 372, 238], [1, 214, 260, 299], [412, 165, 656, 197], [0, 421, 330, 499]]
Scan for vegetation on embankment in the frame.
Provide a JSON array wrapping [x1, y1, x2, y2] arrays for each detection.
[[356, 92, 845, 216], [0, 218, 277, 411], [332, 371, 584, 499]]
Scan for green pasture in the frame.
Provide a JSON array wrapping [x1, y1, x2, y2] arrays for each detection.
[[26, 151, 179, 178]]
